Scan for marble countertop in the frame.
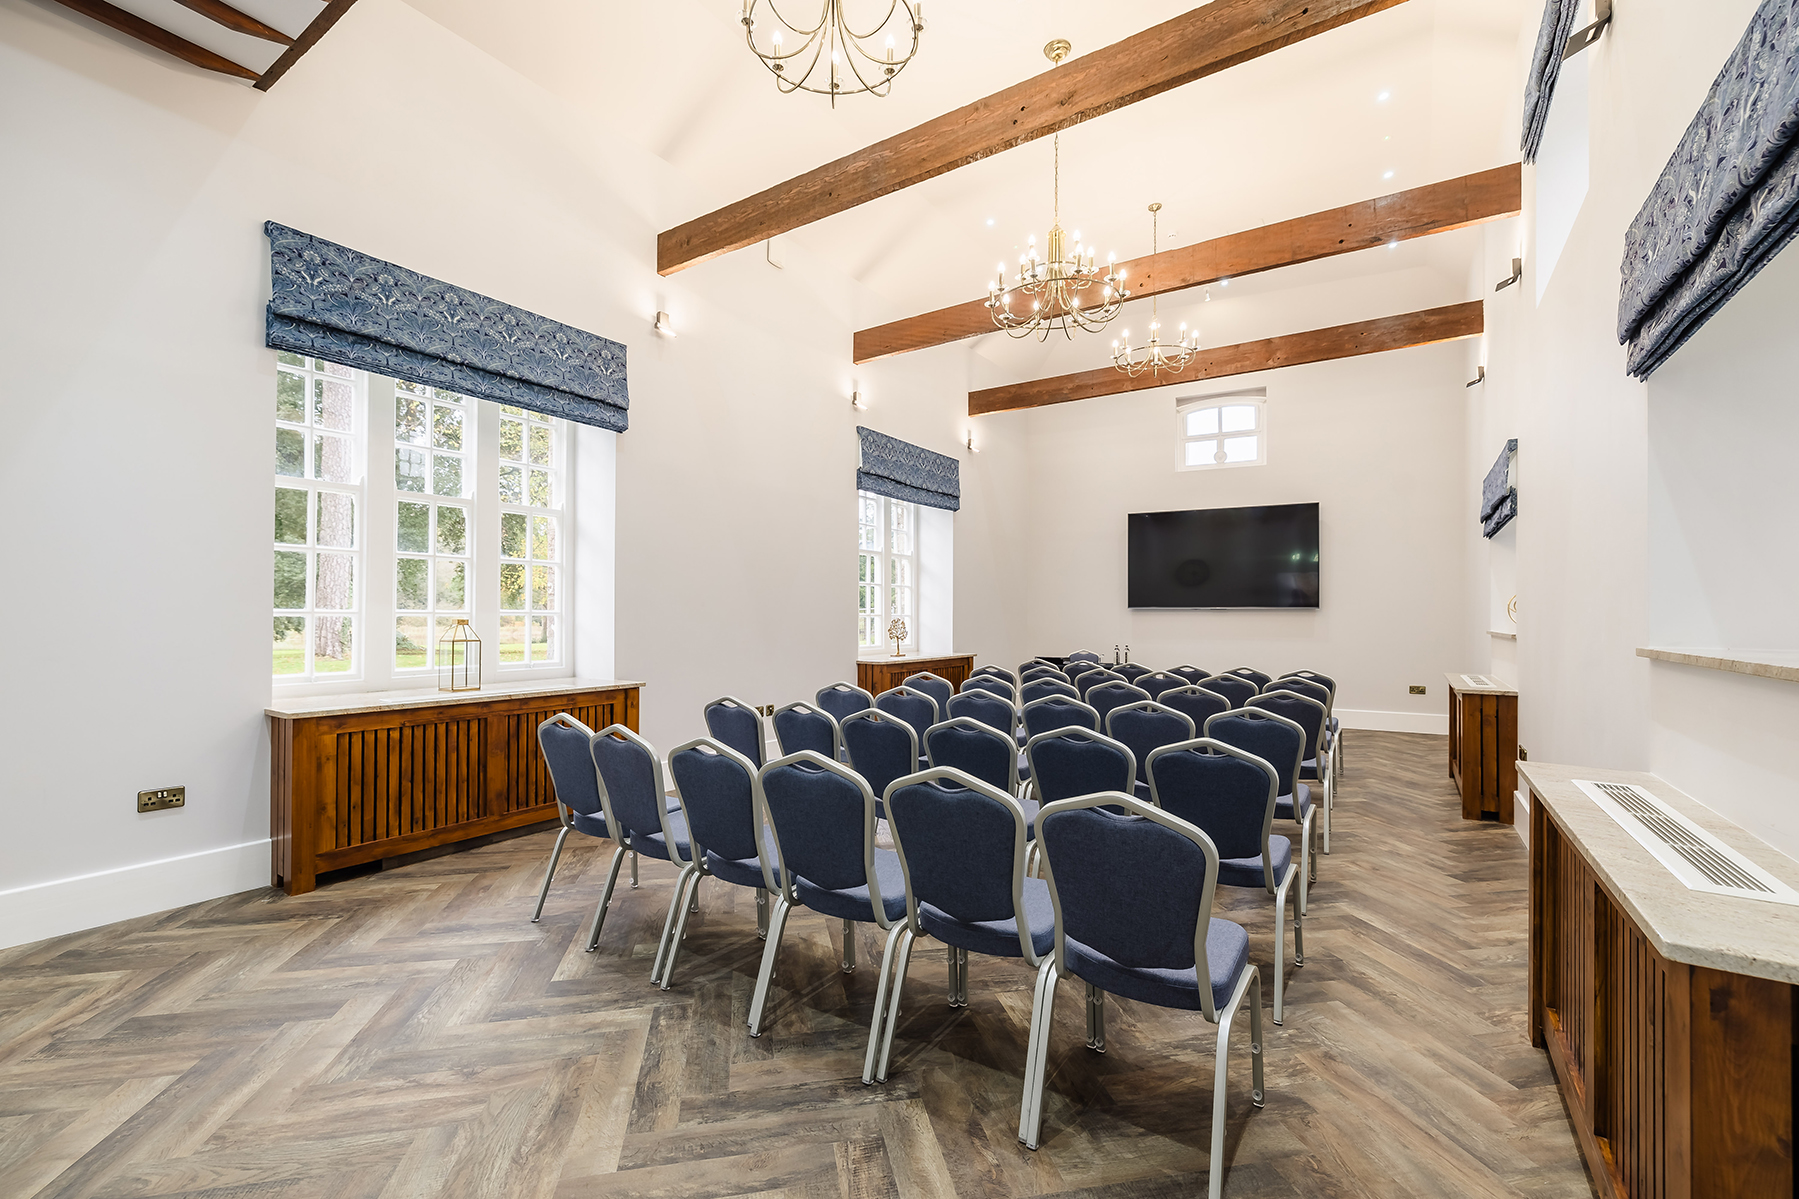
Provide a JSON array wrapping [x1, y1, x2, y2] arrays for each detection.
[[268, 677, 644, 719], [1520, 760, 1799, 983], [1445, 671, 1518, 696], [1637, 646, 1799, 684]]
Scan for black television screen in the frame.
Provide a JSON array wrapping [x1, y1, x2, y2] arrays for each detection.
[[1127, 503, 1320, 609]]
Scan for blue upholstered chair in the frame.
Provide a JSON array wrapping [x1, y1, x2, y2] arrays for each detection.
[[662, 737, 780, 989], [532, 714, 682, 923], [1139, 670, 1184, 700], [1114, 663, 1154, 685], [1159, 685, 1233, 732], [947, 690, 1017, 741], [1065, 650, 1102, 664], [960, 674, 1017, 703], [587, 726, 700, 977], [873, 768, 1052, 1084], [875, 685, 940, 751], [1104, 701, 1196, 788], [1086, 680, 1151, 731], [1021, 695, 1100, 741], [1224, 667, 1274, 691], [816, 681, 874, 727], [841, 709, 919, 815], [704, 696, 767, 769], [925, 717, 1023, 796], [1200, 674, 1258, 709], [1021, 678, 1079, 707], [1169, 664, 1211, 687], [1252, 690, 1333, 857], [773, 700, 840, 760], [1024, 727, 1135, 805], [1280, 670, 1343, 830], [972, 665, 1018, 686], [1019, 659, 1061, 678], [1148, 739, 1302, 1023], [1063, 661, 1105, 684], [750, 752, 908, 1044], [1021, 667, 1071, 688], [1021, 795, 1266, 1198], [1075, 669, 1126, 700], [1205, 708, 1314, 912], [902, 672, 955, 717]]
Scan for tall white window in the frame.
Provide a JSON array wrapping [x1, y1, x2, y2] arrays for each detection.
[[497, 405, 563, 666], [392, 382, 472, 672], [274, 355, 364, 679], [858, 490, 917, 653], [1178, 393, 1267, 471]]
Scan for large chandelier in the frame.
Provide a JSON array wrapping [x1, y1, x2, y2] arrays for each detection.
[[741, 1, 925, 103], [985, 42, 1127, 340], [1113, 203, 1199, 378]]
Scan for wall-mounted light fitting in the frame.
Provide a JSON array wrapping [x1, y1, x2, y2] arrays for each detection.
[[966, 430, 979, 453], [654, 311, 676, 337], [1466, 365, 1487, 388], [851, 390, 868, 410], [1495, 257, 1524, 292]]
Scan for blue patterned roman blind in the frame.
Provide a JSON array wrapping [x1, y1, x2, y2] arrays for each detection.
[[1618, 0, 1799, 379], [856, 426, 960, 512], [264, 222, 629, 431], [1521, 0, 1581, 164], [1481, 439, 1517, 539]]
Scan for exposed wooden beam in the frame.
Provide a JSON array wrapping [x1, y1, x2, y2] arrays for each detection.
[[856, 164, 1520, 364], [657, 0, 1410, 276], [172, 0, 294, 45], [967, 301, 1484, 415], [255, 0, 360, 91], [52, 0, 258, 79]]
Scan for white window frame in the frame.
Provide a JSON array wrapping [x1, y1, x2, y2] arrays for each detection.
[[858, 489, 919, 656], [1177, 389, 1268, 472], [495, 404, 567, 671]]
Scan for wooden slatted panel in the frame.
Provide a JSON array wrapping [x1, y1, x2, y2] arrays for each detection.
[[1546, 821, 1594, 1101], [500, 701, 620, 815], [1601, 914, 1670, 1199], [331, 717, 486, 850]]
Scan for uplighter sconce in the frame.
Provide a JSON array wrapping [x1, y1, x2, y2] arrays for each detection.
[[851, 390, 868, 410], [654, 311, 676, 337], [1495, 258, 1524, 292], [1467, 365, 1487, 388], [966, 431, 980, 453]]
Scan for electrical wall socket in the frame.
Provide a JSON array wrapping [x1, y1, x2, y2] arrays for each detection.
[[1409, 685, 1427, 695], [138, 786, 186, 813]]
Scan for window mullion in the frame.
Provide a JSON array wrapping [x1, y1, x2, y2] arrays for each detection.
[[474, 400, 502, 668], [365, 375, 397, 689]]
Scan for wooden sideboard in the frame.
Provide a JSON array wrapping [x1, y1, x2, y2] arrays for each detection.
[[267, 678, 641, 895], [1447, 672, 1518, 823], [1522, 762, 1796, 1199], [857, 653, 975, 697]]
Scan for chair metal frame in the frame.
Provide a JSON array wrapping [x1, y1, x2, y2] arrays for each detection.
[[1204, 706, 1316, 914], [971, 664, 1018, 685], [1169, 665, 1210, 685], [531, 713, 634, 923], [1224, 667, 1274, 690], [704, 694, 768, 767], [1103, 699, 1197, 784], [772, 700, 842, 760], [924, 716, 1022, 795], [1262, 679, 1335, 851], [1251, 689, 1332, 868], [1020, 794, 1265, 1199], [1280, 670, 1344, 831]]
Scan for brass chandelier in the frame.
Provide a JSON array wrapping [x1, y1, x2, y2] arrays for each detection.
[[741, 0, 925, 103], [1113, 203, 1199, 378]]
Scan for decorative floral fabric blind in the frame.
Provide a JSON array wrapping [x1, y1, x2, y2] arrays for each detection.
[[856, 426, 961, 512], [1618, 0, 1799, 379], [264, 222, 629, 431], [1481, 439, 1517, 539], [1521, 0, 1581, 164]]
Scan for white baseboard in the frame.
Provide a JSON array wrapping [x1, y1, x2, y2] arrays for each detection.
[[1335, 708, 1448, 735], [0, 839, 271, 952]]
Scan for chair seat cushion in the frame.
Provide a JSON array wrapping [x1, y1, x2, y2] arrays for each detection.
[[629, 808, 693, 864], [1216, 835, 1293, 889], [1328, 717, 1340, 734], [1299, 756, 1324, 782], [794, 847, 907, 923], [570, 793, 681, 841], [1017, 752, 1031, 781], [918, 877, 1055, 960], [1275, 783, 1313, 822], [1063, 919, 1251, 1013], [704, 826, 782, 891]]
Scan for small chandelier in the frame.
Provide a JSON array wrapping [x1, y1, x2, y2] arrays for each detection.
[[1113, 203, 1199, 378], [741, 0, 925, 104], [985, 42, 1127, 341]]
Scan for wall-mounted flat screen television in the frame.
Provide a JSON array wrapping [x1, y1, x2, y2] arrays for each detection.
[[1127, 503, 1320, 609]]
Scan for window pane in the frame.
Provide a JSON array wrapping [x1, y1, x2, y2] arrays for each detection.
[[1222, 435, 1258, 463], [436, 505, 467, 555], [1186, 439, 1218, 466], [315, 554, 355, 610], [397, 502, 430, 553], [890, 558, 911, 587], [500, 511, 527, 558], [274, 488, 308, 544], [498, 615, 526, 663], [499, 419, 524, 462], [318, 360, 353, 379], [276, 371, 305, 423], [276, 428, 304, 477], [1185, 407, 1219, 437], [313, 435, 354, 483], [500, 563, 526, 611], [395, 616, 429, 670], [531, 516, 556, 561], [274, 551, 308, 609], [315, 492, 355, 549], [273, 616, 306, 674], [395, 558, 428, 610], [276, 351, 305, 368], [432, 404, 463, 451], [531, 564, 557, 610], [1221, 404, 1257, 433], [432, 453, 462, 497], [530, 615, 556, 662], [890, 585, 911, 616], [859, 554, 879, 585], [436, 560, 466, 609], [395, 448, 427, 492], [499, 464, 523, 504], [313, 378, 353, 431], [529, 426, 552, 466], [528, 469, 551, 507], [396, 396, 429, 445], [314, 617, 352, 672]]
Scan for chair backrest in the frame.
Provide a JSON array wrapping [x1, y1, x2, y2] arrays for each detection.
[[1146, 738, 1278, 877], [1105, 701, 1198, 785], [537, 713, 603, 818], [1158, 685, 1233, 731], [1268, 675, 1331, 712], [668, 737, 774, 888], [841, 709, 920, 803], [589, 725, 683, 856], [1200, 674, 1258, 708], [1062, 660, 1103, 683], [902, 672, 954, 715], [704, 695, 766, 768], [1037, 795, 1226, 1019], [1021, 695, 1101, 739], [1138, 671, 1184, 699], [1225, 667, 1273, 690], [1250, 691, 1328, 762], [1086, 680, 1152, 728], [960, 674, 1017, 703], [972, 664, 1017, 685], [924, 718, 1019, 794], [1018, 658, 1060, 677], [773, 701, 840, 760], [1066, 650, 1102, 663], [1204, 709, 1305, 798], [1025, 728, 1136, 804], [947, 690, 1017, 738], [1021, 664, 1069, 682], [1280, 669, 1337, 702], [885, 768, 1043, 964], [758, 752, 887, 926], [1075, 669, 1126, 699], [815, 681, 874, 725], [1021, 678, 1079, 706], [1169, 665, 1210, 686], [874, 685, 940, 743], [1114, 663, 1154, 683]]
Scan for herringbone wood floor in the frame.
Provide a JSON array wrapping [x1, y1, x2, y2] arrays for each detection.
[[0, 732, 1594, 1198]]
